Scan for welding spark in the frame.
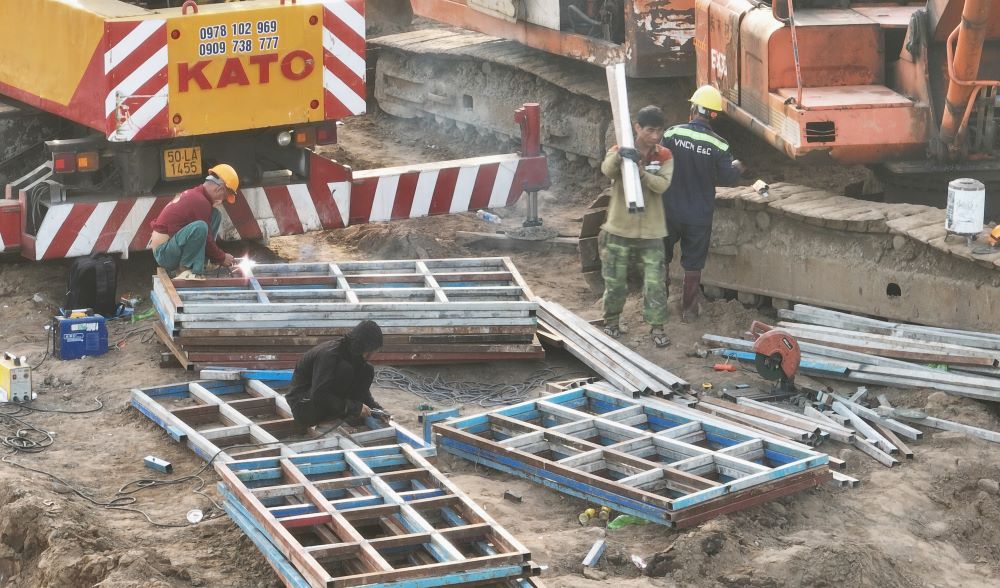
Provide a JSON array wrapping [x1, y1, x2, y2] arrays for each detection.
[[235, 257, 257, 275]]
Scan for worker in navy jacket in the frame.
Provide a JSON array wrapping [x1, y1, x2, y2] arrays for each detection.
[[660, 85, 745, 322]]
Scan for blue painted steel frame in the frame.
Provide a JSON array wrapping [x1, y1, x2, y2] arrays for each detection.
[[436, 386, 829, 525], [220, 485, 312, 588], [420, 408, 462, 444], [131, 378, 432, 463]]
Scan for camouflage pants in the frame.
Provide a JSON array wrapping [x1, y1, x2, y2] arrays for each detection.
[[600, 231, 667, 327]]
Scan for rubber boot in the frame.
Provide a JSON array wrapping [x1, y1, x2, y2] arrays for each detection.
[[681, 270, 702, 323]]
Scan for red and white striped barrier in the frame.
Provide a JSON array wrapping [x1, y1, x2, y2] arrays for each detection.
[[3, 151, 548, 260], [105, 19, 169, 142], [322, 0, 366, 119]]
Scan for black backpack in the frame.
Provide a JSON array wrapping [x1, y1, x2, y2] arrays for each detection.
[[65, 254, 117, 317]]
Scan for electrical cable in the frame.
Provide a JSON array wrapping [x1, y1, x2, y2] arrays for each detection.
[[111, 326, 155, 349], [0, 398, 103, 453], [0, 413, 53, 453], [10, 396, 105, 415], [373, 366, 585, 407], [1, 441, 283, 529], [30, 325, 52, 371]]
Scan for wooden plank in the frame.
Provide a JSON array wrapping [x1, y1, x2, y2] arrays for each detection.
[[156, 268, 184, 311], [153, 322, 190, 368], [578, 236, 600, 272]]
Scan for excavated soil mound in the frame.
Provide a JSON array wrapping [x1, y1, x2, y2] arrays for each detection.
[[0, 477, 191, 587]]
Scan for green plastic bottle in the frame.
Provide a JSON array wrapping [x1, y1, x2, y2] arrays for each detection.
[[607, 514, 649, 529]]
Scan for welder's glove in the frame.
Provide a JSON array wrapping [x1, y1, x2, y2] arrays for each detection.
[[618, 147, 641, 163]]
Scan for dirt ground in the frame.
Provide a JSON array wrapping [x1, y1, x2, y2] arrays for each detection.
[[1, 110, 999, 588]]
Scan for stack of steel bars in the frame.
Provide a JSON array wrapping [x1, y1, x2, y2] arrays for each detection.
[[535, 299, 689, 399], [698, 305, 1000, 469], [150, 257, 543, 370], [704, 304, 1000, 402]]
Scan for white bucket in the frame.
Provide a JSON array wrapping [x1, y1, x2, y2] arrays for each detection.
[[945, 178, 985, 234]]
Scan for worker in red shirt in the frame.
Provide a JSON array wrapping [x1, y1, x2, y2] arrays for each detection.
[[149, 164, 239, 280]]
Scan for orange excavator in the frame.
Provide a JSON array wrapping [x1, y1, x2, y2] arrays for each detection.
[[369, 0, 1000, 334], [701, 0, 1000, 207], [371, 0, 1000, 212]]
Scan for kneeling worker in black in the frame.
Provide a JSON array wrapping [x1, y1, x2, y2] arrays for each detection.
[[285, 320, 388, 426]]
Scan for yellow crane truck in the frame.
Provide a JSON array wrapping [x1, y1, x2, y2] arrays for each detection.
[[0, 0, 548, 260]]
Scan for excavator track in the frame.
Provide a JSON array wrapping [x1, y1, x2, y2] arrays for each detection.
[[703, 183, 1000, 332], [371, 28, 692, 165]]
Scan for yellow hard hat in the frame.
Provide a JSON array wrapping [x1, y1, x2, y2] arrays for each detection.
[[208, 164, 239, 203], [690, 85, 724, 112]]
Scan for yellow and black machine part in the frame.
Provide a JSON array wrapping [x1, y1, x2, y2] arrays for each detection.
[[0, 352, 32, 403]]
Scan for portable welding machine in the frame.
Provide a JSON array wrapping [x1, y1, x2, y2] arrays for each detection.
[[52, 311, 108, 360], [0, 352, 32, 402]]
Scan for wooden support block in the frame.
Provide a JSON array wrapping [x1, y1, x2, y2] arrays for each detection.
[[580, 208, 607, 239], [579, 236, 600, 272]]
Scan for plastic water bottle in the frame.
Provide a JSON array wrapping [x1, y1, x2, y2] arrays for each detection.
[[476, 209, 502, 224]]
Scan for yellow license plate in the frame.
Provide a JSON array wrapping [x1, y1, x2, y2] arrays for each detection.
[[163, 146, 202, 179]]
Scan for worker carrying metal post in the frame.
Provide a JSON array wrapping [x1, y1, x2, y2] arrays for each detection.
[[149, 164, 239, 280], [660, 86, 745, 322], [600, 105, 674, 348], [284, 320, 390, 427]]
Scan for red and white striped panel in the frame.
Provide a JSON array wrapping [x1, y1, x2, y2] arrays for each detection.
[[345, 154, 544, 225], [104, 19, 169, 142], [321, 0, 366, 118], [0, 200, 20, 253], [24, 152, 546, 260]]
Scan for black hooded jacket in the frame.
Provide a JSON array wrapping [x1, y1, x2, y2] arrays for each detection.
[[285, 322, 383, 426]]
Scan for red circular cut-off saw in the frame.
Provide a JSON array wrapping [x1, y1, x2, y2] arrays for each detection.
[[751, 325, 801, 390]]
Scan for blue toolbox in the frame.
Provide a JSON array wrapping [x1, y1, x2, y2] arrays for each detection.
[[53, 313, 108, 360]]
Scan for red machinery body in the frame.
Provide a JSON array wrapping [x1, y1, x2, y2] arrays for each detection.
[[408, 0, 697, 78], [698, 0, 1000, 168], [697, 0, 930, 164]]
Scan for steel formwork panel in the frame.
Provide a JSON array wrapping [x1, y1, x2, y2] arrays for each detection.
[[131, 378, 428, 464], [434, 387, 831, 527], [217, 444, 538, 588], [149, 257, 543, 368]]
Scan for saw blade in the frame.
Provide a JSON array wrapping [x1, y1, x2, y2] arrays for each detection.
[[755, 352, 784, 381]]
